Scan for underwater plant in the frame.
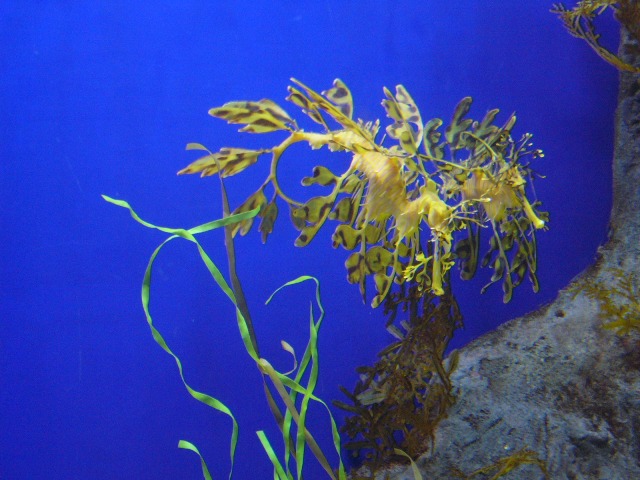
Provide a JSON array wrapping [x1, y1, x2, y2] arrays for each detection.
[[106, 78, 551, 479], [569, 267, 640, 335], [103, 195, 347, 480], [334, 282, 462, 469], [179, 79, 548, 306], [451, 447, 548, 480], [552, 0, 640, 73]]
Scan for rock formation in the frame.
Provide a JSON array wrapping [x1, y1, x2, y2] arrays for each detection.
[[380, 22, 640, 480]]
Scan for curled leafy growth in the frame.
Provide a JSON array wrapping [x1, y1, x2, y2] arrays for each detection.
[[569, 268, 640, 335], [180, 79, 548, 305], [452, 447, 548, 479], [335, 283, 462, 469], [552, 1, 640, 73]]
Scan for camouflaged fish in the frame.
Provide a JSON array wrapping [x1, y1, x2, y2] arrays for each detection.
[[179, 79, 548, 306]]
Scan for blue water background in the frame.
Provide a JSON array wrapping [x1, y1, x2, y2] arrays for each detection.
[[1, 2, 618, 479]]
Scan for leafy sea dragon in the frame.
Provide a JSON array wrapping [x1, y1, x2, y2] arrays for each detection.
[[179, 79, 547, 306]]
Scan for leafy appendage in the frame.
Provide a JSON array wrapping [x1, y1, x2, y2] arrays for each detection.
[[323, 79, 354, 119], [179, 79, 547, 306], [208, 98, 294, 133], [178, 147, 269, 178], [229, 188, 268, 237], [382, 85, 423, 155]]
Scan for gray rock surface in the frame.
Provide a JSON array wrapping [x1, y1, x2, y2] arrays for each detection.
[[377, 26, 640, 480]]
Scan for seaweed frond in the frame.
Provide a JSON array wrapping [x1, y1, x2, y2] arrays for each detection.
[[552, 1, 640, 73], [570, 267, 640, 335], [334, 279, 463, 471], [451, 447, 548, 480]]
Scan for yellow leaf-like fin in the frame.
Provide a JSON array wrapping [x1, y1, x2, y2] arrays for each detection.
[[229, 189, 268, 237], [291, 196, 334, 224], [423, 118, 444, 159], [185, 142, 210, 151], [345, 252, 367, 301], [178, 147, 268, 178], [322, 79, 353, 120], [290, 78, 360, 132], [365, 247, 393, 274], [301, 166, 338, 187], [382, 85, 423, 154], [208, 99, 293, 133], [286, 86, 326, 125], [445, 97, 473, 151], [455, 224, 480, 281], [258, 200, 278, 244], [330, 198, 357, 224], [331, 225, 360, 250]]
